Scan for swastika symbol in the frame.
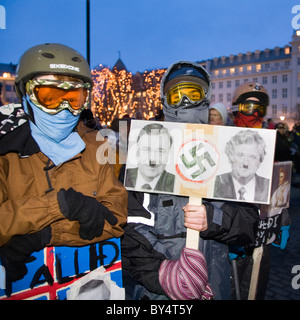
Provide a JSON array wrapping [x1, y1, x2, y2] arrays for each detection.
[[176, 140, 219, 182]]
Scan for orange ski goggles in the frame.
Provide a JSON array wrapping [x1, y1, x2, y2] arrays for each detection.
[[26, 78, 91, 115]]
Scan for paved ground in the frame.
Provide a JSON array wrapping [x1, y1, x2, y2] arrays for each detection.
[[264, 175, 300, 300]]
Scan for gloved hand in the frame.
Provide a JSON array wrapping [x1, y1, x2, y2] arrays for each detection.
[[272, 225, 290, 250], [0, 226, 51, 282], [57, 188, 118, 240], [228, 245, 246, 261], [158, 247, 214, 300]]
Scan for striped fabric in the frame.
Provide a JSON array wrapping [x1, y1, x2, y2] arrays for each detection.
[[159, 247, 214, 300]]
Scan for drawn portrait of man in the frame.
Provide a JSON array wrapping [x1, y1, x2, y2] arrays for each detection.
[[213, 129, 269, 203], [125, 122, 175, 192]]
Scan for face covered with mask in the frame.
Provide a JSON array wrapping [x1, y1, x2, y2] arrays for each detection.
[[23, 74, 90, 165], [161, 61, 212, 124], [232, 82, 269, 129], [233, 97, 267, 128]]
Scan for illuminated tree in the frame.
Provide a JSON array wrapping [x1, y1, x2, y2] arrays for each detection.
[[91, 64, 166, 125]]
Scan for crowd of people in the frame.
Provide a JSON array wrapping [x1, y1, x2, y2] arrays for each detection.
[[0, 43, 297, 301]]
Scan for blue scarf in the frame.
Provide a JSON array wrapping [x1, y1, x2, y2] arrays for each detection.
[[23, 95, 85, 165]]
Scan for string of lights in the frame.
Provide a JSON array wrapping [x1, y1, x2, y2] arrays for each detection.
[[91, 65, 165, 126]]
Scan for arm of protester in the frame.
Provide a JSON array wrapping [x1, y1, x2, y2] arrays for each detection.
[[121, 191, 168, 295], [0, 157, 62, 247], [200, 201, 260, 246], [51, 162, 128, 247]]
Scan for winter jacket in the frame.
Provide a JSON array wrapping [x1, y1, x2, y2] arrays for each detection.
[[121, 190, 259, 300], [0, 104, 128, 247]]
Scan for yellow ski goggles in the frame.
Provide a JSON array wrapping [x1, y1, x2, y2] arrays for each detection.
[[166, 82, 205, 107], [238, 101, 267, 117]]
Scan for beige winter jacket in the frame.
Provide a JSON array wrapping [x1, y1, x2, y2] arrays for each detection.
[[0, 121, 128, 247]]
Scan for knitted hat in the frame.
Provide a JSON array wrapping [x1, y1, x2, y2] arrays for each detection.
[[209, 103, 228, 124]]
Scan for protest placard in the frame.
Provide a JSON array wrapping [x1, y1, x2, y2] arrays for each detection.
[[125, 120, 276, 204], [124, 120, 277, 249], [0, 238, 124, 300]]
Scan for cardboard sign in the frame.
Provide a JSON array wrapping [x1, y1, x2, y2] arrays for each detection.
[[124, 120, 276, 204], [0, 238, 124, 300], [259, 161, 292, 218]]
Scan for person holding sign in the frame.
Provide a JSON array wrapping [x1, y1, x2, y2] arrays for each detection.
[[230, 82, 291, 300], [121, 61, 260, 300], [0, 44, 128, 282]]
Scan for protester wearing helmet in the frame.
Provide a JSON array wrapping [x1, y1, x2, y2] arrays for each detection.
[[0, 43, 127, 282], [232, 82, 269, 128], [231, 82, 291, 300], [121, 61, 259, 300], [161, 61, 212, 124]]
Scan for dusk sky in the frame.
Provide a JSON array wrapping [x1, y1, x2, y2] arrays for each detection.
[[0, 0, 298, 73]]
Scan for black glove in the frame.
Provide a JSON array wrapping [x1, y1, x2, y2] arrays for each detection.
[[0, 226, 51, 282], [57, 188, 118, 240]]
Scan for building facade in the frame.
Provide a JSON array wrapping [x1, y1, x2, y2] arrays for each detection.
[[199, 31, 300, 128], [0, 63, 18, 105]]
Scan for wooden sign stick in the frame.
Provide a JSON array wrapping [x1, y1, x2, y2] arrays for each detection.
[[248, 245, 263, 300], [185, 196, 202, 249]]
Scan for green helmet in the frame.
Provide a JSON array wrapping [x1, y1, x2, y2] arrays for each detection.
[[15, 43, 93, 98]]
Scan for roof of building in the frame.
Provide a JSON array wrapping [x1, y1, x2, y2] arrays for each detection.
[[0, 63, 17, 75], [198, 45, 292, 70], [112, 58, 127, 72]]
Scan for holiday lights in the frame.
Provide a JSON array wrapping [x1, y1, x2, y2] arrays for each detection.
[[91, 65, 165, 125]]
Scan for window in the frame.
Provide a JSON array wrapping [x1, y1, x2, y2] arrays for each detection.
[[227, 93, 231, 102], [219, 82, 223, 89], [214, 70, 219, 76], [235, 79, 240, 87], [272, 75, 277, 84], [256, 64, 261, 72], [262, 77, 267, 84], [282, 74, 288, 83], [272, 105, 277, 115], [285, 47, 290, 54], [253, 77, 258, 83], [5, 84, 13, 92], [239, 67, 243, 73], [282, 105, 287, 114], [212, 83, 215, 89], [272, 89, 277, 99], [230, 68, 235, 74], [247, 65, 252, 72], [219, 93, 223, 102], [298, 87, 300, 98], [227, 81, 231, 88], [282, 88, 287, 98]]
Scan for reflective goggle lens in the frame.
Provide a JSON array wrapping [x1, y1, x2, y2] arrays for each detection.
[[238, 102, 267, 117], [166, 82, 205, 106], [26, 79, 90, 115], [34, 86, 88, 110]]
